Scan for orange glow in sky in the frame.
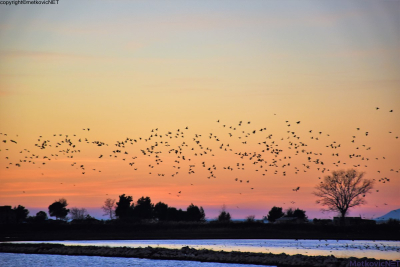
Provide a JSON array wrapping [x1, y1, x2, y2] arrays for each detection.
[[0, 1, 399, 220]]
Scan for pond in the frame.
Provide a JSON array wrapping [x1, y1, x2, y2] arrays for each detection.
[[0, 252, 275, 267]]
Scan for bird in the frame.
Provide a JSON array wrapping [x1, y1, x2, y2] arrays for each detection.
[[3, 110, 397, 219]]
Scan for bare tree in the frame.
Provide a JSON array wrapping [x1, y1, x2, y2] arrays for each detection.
[[70, 207, 88, 220], [102, 198, 116, 220], [245, 215, 256, 223], [313, 169, 374, 219]]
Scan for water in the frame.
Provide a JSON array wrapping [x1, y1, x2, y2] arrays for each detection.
[[6, 239, 400, 260], [0, 253, 272, 267]]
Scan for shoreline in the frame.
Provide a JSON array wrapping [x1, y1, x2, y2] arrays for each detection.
[[0, 243, 392, 267]]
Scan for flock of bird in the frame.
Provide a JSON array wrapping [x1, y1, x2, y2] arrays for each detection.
[[0, 107, 398, 213]]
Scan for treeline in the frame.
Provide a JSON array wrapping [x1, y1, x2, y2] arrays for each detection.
[[1, 195, 309, 224], [1, 198, 308, 225], [113, 194, 205, 222], [265, 206, 308, 222], [44, 195, 307, 223], [0, 194, 206, 224], [5, 195, 390, 226]]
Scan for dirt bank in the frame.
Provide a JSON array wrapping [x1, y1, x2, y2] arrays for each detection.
[[0, 243, 390, 267]]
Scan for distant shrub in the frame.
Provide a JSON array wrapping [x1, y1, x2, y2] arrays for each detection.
[[218, 211, 231, 223], [245, 215, 256, 223]]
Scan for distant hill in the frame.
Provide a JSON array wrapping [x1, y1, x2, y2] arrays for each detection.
[[374, 208, 400, 221]]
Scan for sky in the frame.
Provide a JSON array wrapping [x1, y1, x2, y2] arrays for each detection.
[[0, 0, 399, 220]]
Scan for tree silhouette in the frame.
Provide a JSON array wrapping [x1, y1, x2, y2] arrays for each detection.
[[166, 207, 186, 221], [35, 211, 48, 222], [133, 196, 153, 220], [13, 205, 29, 223], [217, 205, 231, 222], [266, 206, 284, 222], [293, 208, 308, 221], [218, 211, 231, 222], [101, 198, 116, 220], [186, 203, 205, 222], [285, 208, 295, 217], [245, 215, 256, 223], [48, 198, 69, 220], [313, 169, 374, 219], [154, 202, 168, 221], [115, 194, 133, 219], [70, 207, 89, 220], [166, 207, 179, 221], [284, 208, 308, 221]]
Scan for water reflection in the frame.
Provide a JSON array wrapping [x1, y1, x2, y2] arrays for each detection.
[[0, 253, 273, 267]]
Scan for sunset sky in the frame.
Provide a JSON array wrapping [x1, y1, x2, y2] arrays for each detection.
[[0, 0, 399, 220]]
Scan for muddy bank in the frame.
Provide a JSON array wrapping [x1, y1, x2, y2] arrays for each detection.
[[0, 243, 388, 267]]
